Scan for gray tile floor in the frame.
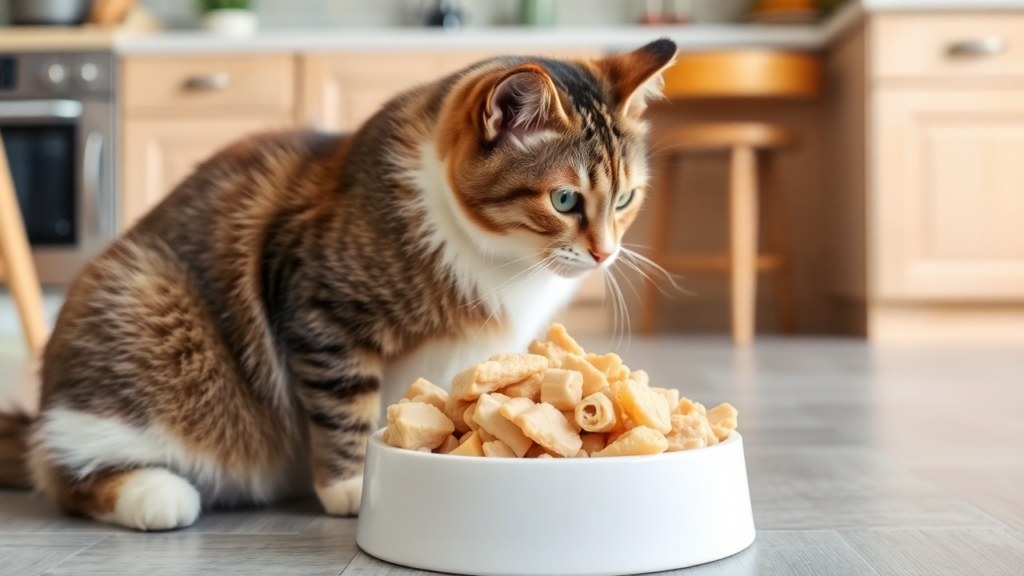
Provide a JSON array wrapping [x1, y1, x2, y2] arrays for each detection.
[[2, 337, 1024, 575]]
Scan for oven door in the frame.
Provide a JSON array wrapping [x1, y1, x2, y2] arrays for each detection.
[[0, 98, 116, 284]]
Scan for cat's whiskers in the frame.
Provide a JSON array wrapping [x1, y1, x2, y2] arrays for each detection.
[[619, 247, 689, 294], [461, 250, 552, 312], [471, 255, 556, 341]]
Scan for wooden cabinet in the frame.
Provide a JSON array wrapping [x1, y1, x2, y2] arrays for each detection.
[[299, 49, 598, 132], [872, 88, 1024, 301], [121, 117, 293, 225], [119, 54, 298, 228], [865, 13, 1024, 340]]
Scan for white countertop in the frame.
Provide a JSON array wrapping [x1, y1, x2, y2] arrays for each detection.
[[865, 0, 1024, 8], [111, 24, 829, 55], [0, 3, 864, 55], [5, 1, 1024, 56]]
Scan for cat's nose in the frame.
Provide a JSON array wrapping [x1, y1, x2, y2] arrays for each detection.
[[589, 250, 612, 264]]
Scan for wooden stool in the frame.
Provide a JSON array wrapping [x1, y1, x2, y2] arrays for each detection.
[[641, 51, 820, 345], [0, 133, 48, 355]]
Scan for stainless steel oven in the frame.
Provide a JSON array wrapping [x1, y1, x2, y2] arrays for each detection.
[[0, 51, 116, 284]]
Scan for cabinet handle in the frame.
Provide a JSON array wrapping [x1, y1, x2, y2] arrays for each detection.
[[184, 72, 231, 91], [947, 37, 1006, 57]]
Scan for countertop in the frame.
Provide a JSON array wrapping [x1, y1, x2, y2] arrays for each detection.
[[6, 0, 1024, 55], [0, 2, 864, 55], [2, 337, 1022, 574]]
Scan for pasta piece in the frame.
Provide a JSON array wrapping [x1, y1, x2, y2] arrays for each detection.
[[528, 340, 567, 368], [561, 354, 609, 397], [463, 402, 479, 432], [435, 435, 460, 454], [502, 373, 543, 402], [511, 403, 582, 458], [385, 402, 456, 451], [665, 413, 718, 452], [585, 353, 630, 385], [706, 403, 739, 428], [615, 378, 672, 434], [574, 449, 589, 458], [574, 393, 617, 433], [444, 397, 474, 434], [674, 397, 707, 417], [592, 426, 668, 457], [450, 353, 548, 401], [651, 387, 679, 409], [545, 323, 586, 356], [711, 424, 732, 442], [404, 377, 449, 412], [628, 369, 650, 387], [563, 411, 582, 433], [483, 440, 517, 458], [499, 397, 536, 422], [541, 369, 583, 411], [473, 393, 533, 457], [449, 431, 484, 456], [537, 453, 554, 459]]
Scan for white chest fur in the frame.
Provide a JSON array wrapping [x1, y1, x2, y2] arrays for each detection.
[[384, 142, 581, 407]]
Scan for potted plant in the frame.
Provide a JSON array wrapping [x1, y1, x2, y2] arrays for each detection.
[[196, 0, 258, 37]]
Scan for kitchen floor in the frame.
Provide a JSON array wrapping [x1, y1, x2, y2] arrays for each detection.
[[2, 336, 1023, 575]]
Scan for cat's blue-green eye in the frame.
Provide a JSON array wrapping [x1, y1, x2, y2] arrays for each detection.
[[616, 189, 635, 210], [551, 189, 579, 213]]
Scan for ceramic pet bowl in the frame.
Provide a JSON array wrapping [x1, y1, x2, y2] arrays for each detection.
[[357, 429, 755, 576]]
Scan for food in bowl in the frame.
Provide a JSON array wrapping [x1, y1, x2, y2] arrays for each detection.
[[383, 324, 738, 458]]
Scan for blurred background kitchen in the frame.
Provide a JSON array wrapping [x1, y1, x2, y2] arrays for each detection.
[[2, 0, 1023, 369]]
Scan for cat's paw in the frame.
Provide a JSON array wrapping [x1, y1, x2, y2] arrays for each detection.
[[97, 468, 201, 531], [316, 476, 362, 516]]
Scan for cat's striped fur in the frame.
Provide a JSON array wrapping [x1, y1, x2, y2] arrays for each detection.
[[1, 39, 676, 530]]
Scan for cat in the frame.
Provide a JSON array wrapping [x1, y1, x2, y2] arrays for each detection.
[[0, 38, 677, 531]]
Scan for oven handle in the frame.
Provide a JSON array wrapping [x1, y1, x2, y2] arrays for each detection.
[[82, 131, 105, 237], [0, 99, 83, 120]]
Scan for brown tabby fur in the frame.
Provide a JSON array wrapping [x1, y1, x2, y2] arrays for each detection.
[[2, 39, 677, 528]]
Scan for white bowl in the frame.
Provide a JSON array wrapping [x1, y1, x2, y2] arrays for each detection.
[[357, 430, 755, 576]]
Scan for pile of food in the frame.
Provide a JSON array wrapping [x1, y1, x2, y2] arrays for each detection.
[[383, 324, 738, 458]]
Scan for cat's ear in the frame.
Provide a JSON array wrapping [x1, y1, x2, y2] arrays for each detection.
[[483, 66, 567, 144], [596, 38, 678, 119]]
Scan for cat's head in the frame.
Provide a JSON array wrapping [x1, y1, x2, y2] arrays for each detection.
[[437, 39, 677, 278]]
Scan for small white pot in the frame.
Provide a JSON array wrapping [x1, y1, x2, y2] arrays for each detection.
[[203, 9, 259, 38]]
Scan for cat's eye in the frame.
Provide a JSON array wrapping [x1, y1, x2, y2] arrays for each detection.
[[616, 189, 635, 210], [551, 189, 579, 213]]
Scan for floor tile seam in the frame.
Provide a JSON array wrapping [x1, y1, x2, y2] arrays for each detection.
[[822, 528, 885, 576]]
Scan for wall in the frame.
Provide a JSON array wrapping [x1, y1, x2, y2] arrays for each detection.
[[0, 0, 755, 28]]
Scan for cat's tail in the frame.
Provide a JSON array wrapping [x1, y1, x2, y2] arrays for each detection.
[[0, 412, 33, 488]]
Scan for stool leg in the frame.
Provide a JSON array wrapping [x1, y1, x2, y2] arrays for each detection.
[[0, 137, 48, 354], [761, 153, 797, 333], [641, 152, 675, 335], [729, 146, 758, 346]]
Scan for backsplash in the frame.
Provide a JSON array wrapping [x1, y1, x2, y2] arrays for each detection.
[[0, 0, 755, 29]]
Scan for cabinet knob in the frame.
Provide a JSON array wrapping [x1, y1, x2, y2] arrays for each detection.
[[947, 37, 1006, 58], [183, 72, 231, 91]]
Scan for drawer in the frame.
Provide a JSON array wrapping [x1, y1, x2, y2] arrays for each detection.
[[872, 13, 1024, 80], [122, 55, 295, 115]]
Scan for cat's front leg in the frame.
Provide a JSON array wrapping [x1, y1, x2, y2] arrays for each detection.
[[290, 342, 382, 516]]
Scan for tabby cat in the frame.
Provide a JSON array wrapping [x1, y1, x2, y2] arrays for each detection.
[[1, 39, 676, 531]]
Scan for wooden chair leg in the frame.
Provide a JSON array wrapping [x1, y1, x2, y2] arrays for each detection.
[[641, 152, 676, 335], [761, 153, 797, 334], [729, 146, 758, 346], [0, 136, 48, 354]]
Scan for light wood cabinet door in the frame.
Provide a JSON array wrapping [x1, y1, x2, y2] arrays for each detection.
[[299, 49, 599, 132], [872, 88, 1024, 300], [121, 116, 292, 228]]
